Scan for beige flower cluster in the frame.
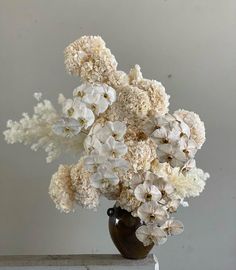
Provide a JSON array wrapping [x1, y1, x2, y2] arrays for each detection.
[[4, 35, 209, 250], [64, 36, 117, 83], [49, 159, 100, 213]]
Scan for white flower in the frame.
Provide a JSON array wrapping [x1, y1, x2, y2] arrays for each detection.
[[137, 201, 168, 224], [90, 163, 119, 188], [74, 102, 95, 129], [62, 98, 79, 118], [101, 136, 127, 158], [52, 117, 81, 138], [96, 121, 126, 142], [83, 135, 102, 154], [161, 220, 184, 236], [135, 224, 167, 246], [83, 154, 107, 172], [134, 182, 162, 203], [101, 84, 116, 104], [108, 158, 129, 171], [34, 92, 42, 101]]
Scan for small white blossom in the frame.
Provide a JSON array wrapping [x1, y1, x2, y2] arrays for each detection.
[[83, 154, 107, 172], [34, 92, 42, 101], [135, 224, 167, 246], [52, 117, 81, 138], [101, 136, 127, 158], [161, 220, 184, 236], [90, 163, 119, 189], [134, 182, 162, 203], [137, 201, 168, 224], [84, 135, 102, 154], [96, 121, 126, 143]]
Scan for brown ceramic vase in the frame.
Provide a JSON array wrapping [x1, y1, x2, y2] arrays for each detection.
[[107, 205, 154, 259]]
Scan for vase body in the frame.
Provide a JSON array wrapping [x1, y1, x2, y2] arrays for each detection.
[[107, 206, 153, 259]]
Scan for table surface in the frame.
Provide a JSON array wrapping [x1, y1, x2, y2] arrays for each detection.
[[0, 255, 154, 267]]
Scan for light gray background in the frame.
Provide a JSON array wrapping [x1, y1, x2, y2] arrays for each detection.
[[0, 0, 235, 269]]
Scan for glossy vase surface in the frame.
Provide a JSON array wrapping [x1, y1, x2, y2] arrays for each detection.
[[107, 206, 153, 260]]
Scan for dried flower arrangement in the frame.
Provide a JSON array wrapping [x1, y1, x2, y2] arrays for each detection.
[[4, 36, 209, 252]]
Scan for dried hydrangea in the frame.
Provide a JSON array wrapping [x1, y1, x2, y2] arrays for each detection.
[[116, 186, 141, 215], [70, 160, 100, 210], [49, 164, 75, 213], [129, 65, 170, 116], [174, 109, 206, 149], [125, 139, 157, 172], [64, 36, 117, 83]]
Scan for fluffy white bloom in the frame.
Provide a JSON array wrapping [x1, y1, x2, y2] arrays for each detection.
[[96, 121, 126, 142], [169, 167, 209, 198], [137, 201, 168, 224], [101, 136, 127, 158], [136, 224, 167, 246], [49, 164, 75, 213], [161, 220, 184, 236], [52, 117, 81, 138], [90, 163, 119, 189], [64, 36, 117, 83], [134, 181, 162, 203], [3, 99, 85, 163], [70, 160, 100, 210]]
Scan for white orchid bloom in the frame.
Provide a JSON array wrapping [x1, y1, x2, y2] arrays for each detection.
[[84, 135, 102, 154], [137, 201, 168, 224], [101, 136, 128, 158], [52, 117, 82, 138], [73, 83, 92, 99], [62, 98, 78, 118], [108, 158, 129, 171], [90, 163, 119, 189], [101, 84, 116, 105], [161, 220, 184, 236], [134, 181, 162, 203], [96, 121, 126, 143], [74, 102, 95, 129], [83, 155, 107, 172], [135, 224, 167, 246]]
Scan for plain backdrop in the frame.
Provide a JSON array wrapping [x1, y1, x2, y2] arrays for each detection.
[[0, 1, 235, 269]]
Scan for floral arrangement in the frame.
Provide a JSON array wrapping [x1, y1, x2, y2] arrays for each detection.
[[4, 36, 209, 249]]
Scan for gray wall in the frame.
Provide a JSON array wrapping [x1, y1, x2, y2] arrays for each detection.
[[0, 1, 235, 269]]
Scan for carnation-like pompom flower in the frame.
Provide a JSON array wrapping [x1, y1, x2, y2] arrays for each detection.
[[137, 201, 168, 224], [135, 224, 167, 246], [52, 117, 82, 138], [134, 181, 162, 203], [90, 163, 119, 189], [101, 136, 128, 158], [96, 121, 126, 142], [64, 36, 117, 83], [161, 220, 184, 236]]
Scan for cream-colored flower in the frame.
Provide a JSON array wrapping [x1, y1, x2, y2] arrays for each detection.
[[174, 109, 206, 149], [134, 181, 162, 203], [135, 224, 167, 246], [168, 167, 209, 198], [125, 139, 156, 172], [135, 79, 169, 117], [161, 220, 184, 236], [49, 164, 75, 213], [137, 201, 168, 224], [116, 186, 141, 214], [118, 85, 151, 118], [64, 36, 117, 83], [70, 160, 100, 210]]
